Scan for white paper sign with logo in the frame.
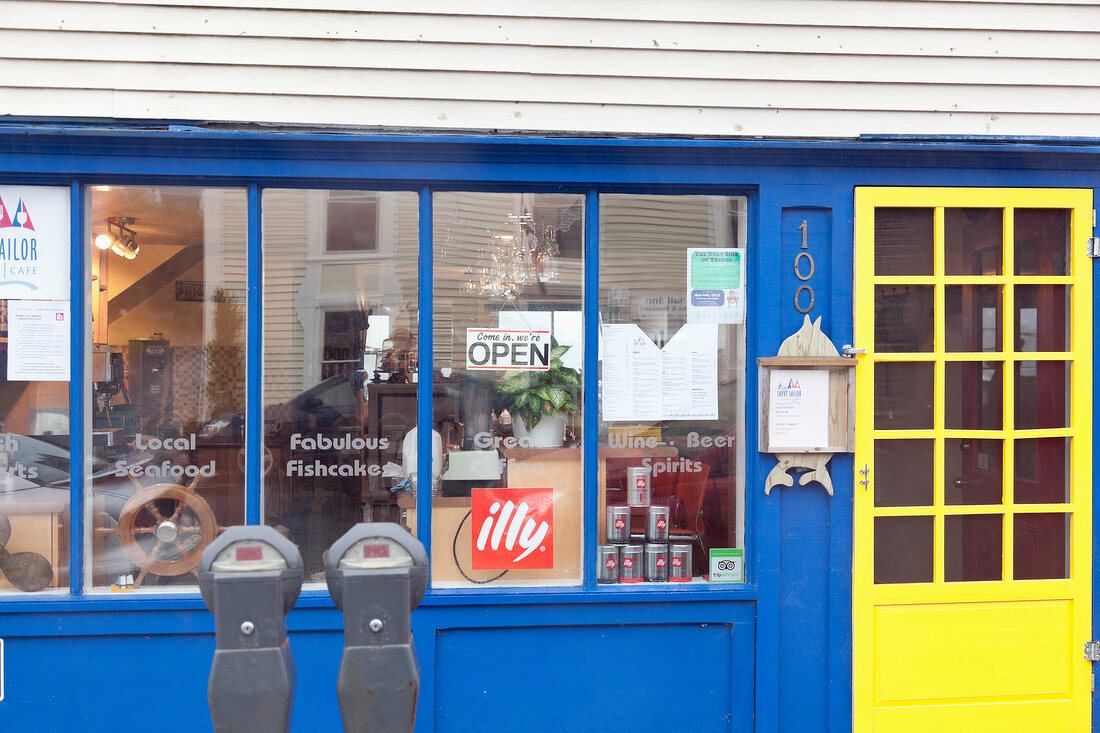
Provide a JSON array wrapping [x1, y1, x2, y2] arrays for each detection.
[[7, 300, 70, 381], [767, 368, 829, 449], [0, 186, 70, 300]]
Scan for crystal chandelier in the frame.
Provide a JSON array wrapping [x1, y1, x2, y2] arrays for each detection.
[[462, 199, 578, 299], [463, 214, 548, 299]]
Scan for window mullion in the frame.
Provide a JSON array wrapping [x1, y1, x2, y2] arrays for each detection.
[[70, 180, 86, 596], [416, 186, 433, 550], [246, 183, 262, 525], [583, 189, 599, 588]]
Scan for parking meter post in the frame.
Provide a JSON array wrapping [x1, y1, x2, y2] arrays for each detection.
[[198, 526, 303, 733], [326, 523, 428, 733]]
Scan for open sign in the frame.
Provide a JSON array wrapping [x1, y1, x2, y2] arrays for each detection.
[[466, 329, 550, 371]]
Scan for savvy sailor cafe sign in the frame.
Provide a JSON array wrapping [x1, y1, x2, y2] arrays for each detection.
[[0, 186, 70, 300]]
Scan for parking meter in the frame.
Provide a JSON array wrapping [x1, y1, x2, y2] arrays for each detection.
[[326, 523, 428, 733], [198, 526, 303, 733]]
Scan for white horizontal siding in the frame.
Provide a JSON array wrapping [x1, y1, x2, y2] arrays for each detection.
[[2, 0, 1100, 137], [8, 33, 1100, 85]]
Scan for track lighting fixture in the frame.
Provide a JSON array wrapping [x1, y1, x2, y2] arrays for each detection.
[[94, 216, 139, 259]]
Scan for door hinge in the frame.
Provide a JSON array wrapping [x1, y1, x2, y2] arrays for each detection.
[[1084, 641, 1100, 662], [1088, 238, 1100, 258], [841, 344, 866, 357]]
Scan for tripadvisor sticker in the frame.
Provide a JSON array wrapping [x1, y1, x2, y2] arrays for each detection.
[[709, 548, 744, 583]]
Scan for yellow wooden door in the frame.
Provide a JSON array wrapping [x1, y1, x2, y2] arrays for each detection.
[[853, 188, 1093, 732]]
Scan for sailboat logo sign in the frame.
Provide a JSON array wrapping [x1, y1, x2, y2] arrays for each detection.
[[0, 186, 70, 299]]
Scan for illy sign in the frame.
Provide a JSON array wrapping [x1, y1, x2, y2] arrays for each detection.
[[471, 487, 554, 570]]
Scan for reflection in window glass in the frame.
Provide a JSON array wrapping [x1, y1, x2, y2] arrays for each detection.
[[86, 186, 247, 589], [944, 207, 1002, 276], [0, 185, 71, 593], [875, 516, 933, 584], [1014, 209, 1069, 276], [944, 514, 1002, 582], [1014, 437, 1070, 504], [262, 190, 419, 581], [874, 439, 933, 507], [944, 361, 1003, 431], [1014, 285, 1069, 353], [1014, 512, 1069, 580], [432, 193, 584, 587], [945, 285, 1001, 353], [875, 285, 934, 353], [874, 361, 933, 430], [1014, 360, 1070, 430], [874, 208, 933, 276], [944, 438, 1002, 506], [600, 195, 747, 582]]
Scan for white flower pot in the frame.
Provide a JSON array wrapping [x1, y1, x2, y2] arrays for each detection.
[[512, 413, 568, 449]]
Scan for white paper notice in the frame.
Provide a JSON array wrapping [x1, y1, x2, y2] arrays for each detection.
[[768, 369, 829, 449], [687, 248, 746, 325], [601, 323, 718, 421], [660, 325, 718, 420], [601, 324, 659, 422], [7, 300, 69, 381]]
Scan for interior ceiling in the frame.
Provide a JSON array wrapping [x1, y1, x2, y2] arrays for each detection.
[[88, 186, 206, 248]]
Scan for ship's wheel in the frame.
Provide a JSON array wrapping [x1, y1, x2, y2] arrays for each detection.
[[99, 479, 223, 587]]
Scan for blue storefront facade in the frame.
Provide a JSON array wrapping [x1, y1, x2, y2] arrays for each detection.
[[0, 125, 1097, 732]]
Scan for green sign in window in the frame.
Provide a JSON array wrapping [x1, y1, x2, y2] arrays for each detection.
[[690, 250, 741, 289]]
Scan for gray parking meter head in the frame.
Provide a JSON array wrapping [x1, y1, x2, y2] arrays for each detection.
[[198, 525, 304, 613], [325, 522, 428, 610]]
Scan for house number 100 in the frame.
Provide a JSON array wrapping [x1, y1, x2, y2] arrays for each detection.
[[795, 219, 815, 313]]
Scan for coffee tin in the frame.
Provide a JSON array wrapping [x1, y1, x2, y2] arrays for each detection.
[[597, 545, 620, 584], [644, 543, 668, 582], [626, 466, 651, 507], [620, 545, 644, 583], [646, 505, 670, 543], [606, 504, 630, 544], [669, 543, 692, 582]]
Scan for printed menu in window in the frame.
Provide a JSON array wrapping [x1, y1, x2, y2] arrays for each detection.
[[601, 323, 718, 422]]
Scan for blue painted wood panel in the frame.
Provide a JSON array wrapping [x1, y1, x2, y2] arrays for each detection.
[[0, 629, 347, 732], [434, 623, 751, 732], [776, 207, 834, 732]]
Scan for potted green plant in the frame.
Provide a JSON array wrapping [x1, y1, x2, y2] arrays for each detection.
[[496, 345, 580, 448]]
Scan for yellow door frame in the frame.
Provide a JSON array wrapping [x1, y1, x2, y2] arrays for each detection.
[[853, 187, 1093, 732]]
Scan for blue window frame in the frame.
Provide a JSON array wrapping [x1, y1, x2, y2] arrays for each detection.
[[0, 128, 771, 604]]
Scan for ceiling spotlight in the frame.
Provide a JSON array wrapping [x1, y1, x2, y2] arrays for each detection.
[[96, 216, 138, 259]]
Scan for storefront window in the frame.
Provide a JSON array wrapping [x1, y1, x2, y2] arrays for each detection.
[[0, 185, 72, 594], [431, 192, 584, 587], [86, 186, 247, 590], [599, 195, 747, 582], [261, 189, 419, 581], [60, 182, 746, 595]]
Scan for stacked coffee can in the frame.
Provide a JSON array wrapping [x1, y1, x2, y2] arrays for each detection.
[[598, 466, 692, 584]]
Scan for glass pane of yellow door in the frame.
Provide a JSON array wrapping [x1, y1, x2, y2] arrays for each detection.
[[854, 188, 1092, 733]]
